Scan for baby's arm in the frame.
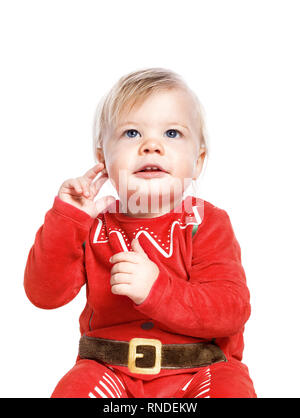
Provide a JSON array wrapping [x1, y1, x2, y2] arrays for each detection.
[[134, 207, 251, 339], [24, 164, 113, 309], [24, 196, 94, 309]]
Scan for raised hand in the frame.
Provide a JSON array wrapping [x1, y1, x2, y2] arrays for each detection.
[[58, 163, 116, 218]]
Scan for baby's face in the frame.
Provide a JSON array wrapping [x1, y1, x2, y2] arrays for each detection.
[[98, 88, 205, 217]]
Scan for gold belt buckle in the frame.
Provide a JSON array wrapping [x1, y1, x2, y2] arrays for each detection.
[[128, 337, 162, 375]]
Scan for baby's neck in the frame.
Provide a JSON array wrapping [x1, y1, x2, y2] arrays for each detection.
[[119, 196, 184, 219]]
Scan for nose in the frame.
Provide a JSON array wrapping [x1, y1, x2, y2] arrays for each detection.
[[139, 138, 165, 155]]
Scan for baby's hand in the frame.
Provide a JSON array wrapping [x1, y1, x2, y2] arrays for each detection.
[[109, 238, 160, 305], [58, 163, 115, 218]]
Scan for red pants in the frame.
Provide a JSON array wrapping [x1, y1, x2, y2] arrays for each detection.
[[51, 358, 256, 398]]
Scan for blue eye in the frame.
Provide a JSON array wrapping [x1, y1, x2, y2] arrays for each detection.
[[123, 128, 181, 139], [165, 129, 181, 138], [124, 129, 140, 138]]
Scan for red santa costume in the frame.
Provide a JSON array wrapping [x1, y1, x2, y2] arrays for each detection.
[[24, 195, 256, 398]]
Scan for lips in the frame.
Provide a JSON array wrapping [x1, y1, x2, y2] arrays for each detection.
[[134, 171, 168, 179], [133, 163, 168, 174]]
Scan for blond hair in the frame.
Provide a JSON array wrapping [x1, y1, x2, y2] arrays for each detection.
[[92, 67, 209, 164]]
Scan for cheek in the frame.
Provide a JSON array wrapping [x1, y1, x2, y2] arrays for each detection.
[[174, 157, 195, 178], [105, 146, 125, 174], [172, 143, 196, 171], [105, 147, 134, 191]]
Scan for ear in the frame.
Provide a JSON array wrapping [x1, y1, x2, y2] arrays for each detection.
[[193, 148, 206, 180], [96, 147, 106, 167]]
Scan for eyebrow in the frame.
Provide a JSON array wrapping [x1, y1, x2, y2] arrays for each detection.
[[117, 121, 189, 131]]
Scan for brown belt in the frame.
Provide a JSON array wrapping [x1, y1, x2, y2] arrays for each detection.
[[79, 335, 227, 375]]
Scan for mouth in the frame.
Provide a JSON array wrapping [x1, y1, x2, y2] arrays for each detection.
[[133, 164, 169, 179], [134, 171, 168, 179]]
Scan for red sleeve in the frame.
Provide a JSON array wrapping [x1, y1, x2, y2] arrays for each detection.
[[24, 196, 94, 309], [134, 206, 251, 339]]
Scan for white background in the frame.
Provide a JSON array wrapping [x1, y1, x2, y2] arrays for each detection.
[[0, 0, 299, 398]]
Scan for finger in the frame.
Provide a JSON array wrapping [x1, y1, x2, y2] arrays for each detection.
[[76, 178, 91, 198], [90, 178, 103, 197], [83, 163, 105, 182], [131, 238, 147, 256], [111, 283, 131, 296], [110, 273, 132, 286], [92, 172, 109, 194], [110, 262, 134, 276], [90, 181, 96, 197], [63, 178, 84, 195], [88, 174, 107, 197], [109, 252, 141, 264]]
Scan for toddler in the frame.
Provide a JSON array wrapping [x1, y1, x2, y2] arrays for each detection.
[[24, 67, 256, 398]]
